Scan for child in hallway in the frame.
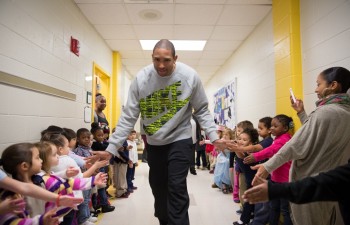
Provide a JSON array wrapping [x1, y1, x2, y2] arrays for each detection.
[[213, 128, 234, 193], [113, 138, 132, 198], [73, 128, 110, 225], [232, 121, 254, 204], [90, 123, 115, 213], [0, 142, 106, 224], [0, 143, 59, 225], [233, 128, 259, 225], [126, 130, 138, 193], [63, 128, 86, 168], [203, 125, 225, 174], [243, 114, 294, 225], [228, 117, 273, 225], [42, 132, 107, 225]]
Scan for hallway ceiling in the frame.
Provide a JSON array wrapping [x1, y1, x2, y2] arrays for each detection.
[[74, 0, 272, 83]]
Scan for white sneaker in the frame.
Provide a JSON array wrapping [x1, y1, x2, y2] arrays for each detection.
[[80, 220, 95, 225], [88, 216, 98, 223]]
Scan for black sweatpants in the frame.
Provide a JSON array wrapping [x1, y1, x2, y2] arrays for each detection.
[[148, 138, 193, 225]]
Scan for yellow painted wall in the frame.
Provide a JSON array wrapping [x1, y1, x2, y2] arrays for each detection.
[[111, 51, 122, 129], [273, 0, 303, 130]]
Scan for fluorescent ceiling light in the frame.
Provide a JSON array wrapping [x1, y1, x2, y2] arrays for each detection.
[[140, 40, 206, 51]]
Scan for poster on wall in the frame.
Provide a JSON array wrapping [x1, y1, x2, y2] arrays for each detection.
[[213, 78, 236, 129]]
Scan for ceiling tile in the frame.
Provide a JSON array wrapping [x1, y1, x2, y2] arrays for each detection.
[[217, 5, 271, 26], [95, 25, 137, 39], [126, 4, 174, 24], [106, 39, 142, 50], [211, 26, 255, 41], [173, 25, 214, 40], [122, 58, 148, 65], [176, 51, 203, 59], [77, 4, 130, 24], [175, 4, 223, 25], [204, 40, 242, 51], [201, 51, 232, 59], [177, 58, 199, 67], [197, 58, 225, 66], [133, 25, 174, 39], [119, 50, 145, 58], [196, 65, 220, 74]]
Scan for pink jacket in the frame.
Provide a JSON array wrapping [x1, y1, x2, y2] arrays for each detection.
[[253, 133, 292, 183]]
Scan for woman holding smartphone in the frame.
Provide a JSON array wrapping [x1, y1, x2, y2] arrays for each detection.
[[242, 67, 350, 225]]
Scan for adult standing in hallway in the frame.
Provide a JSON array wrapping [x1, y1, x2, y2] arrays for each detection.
[[101, 39, 225, 225], [249, 67, 350, 225], [94, 93, 110, 139]]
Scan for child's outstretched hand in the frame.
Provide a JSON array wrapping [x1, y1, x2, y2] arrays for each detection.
[[58, 195, 83, 208], [94, 172, 108, 186], [42, 207, 59, 225], [66, 167, 80, 178], [0, 198, 26, 214], [93, 159, 109, 169], [244, 154, 256, 164], [127, 145, 133, 150]]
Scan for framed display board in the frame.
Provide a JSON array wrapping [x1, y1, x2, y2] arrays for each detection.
[[213, 78, 236, 129]]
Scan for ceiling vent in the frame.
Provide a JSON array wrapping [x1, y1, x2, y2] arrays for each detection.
[[124, 0, 173, 3]]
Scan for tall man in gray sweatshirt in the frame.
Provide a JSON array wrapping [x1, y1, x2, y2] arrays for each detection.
[[105, 39, 225, 225]]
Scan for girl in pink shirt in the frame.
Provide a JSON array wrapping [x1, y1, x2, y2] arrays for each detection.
[[244, 114, 294, 225]]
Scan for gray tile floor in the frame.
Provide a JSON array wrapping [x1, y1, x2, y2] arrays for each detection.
[[99, 163, 240, 225]]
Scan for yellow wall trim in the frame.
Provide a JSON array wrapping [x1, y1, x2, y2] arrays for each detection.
[[273, 0, 303, 130]]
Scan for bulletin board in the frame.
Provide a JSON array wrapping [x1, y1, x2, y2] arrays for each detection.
[[213, 78, 236, 129]]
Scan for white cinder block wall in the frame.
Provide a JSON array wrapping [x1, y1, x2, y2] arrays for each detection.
[[205, 12, 275, 127], [0, 0, 112, 151], [300, 0, 350, 114]]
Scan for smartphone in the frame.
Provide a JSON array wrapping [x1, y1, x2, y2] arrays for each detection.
[[289, 88, 297, 103]]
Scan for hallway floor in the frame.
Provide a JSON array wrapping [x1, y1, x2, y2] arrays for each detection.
[[99, 162, 240, 225]]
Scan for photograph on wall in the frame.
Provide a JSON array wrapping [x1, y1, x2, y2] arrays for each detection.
[[213, 79, 236, 129]]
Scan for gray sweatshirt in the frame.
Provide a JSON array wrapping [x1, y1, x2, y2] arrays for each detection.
[[106, 62, 218, 155]]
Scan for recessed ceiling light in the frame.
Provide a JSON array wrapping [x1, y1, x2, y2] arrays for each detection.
[[140, 40, 206, 51]]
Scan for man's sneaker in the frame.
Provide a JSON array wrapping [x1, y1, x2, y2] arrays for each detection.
[[88, 216, 98, 223]]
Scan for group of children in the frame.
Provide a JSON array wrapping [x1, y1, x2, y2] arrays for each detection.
[[0, 123, 139, 225], [201, 114, 294, 225]]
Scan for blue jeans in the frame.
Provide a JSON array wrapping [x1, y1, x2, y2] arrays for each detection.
[[77, 189, 92, 224], [126, 164, 135, 191]]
